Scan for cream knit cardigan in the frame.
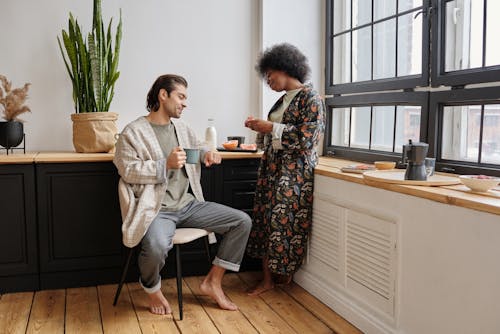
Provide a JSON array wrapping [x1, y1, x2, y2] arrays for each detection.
[[113, 116, 205, 247]]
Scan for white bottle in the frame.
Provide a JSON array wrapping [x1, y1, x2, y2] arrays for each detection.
[[205, 118, 217, 151]]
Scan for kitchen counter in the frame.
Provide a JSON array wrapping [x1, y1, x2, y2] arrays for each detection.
[[0, 150, 263, 164], [316, 157, 500, 215], [0, 152, 38, 164]]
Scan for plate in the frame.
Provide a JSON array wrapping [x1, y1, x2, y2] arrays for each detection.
[[217, 147, 258, 153], [362, 170, 461, 186]]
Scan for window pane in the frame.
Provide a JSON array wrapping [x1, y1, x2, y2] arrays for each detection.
[[334, 0, 351, 34], [441, 105, 480, 162], [398, 12, 422, 76], [374, 19, 396, 79], [444, 0, 484, 72], [374, 0, 396, 21], [350, 106, 371, 148], [481, 105, 500, 164], [486, 1, 500, 66], [331, 107, 351, 146], [372, 106, 395, 151], [398, 0, 422, 12], [353, 0, 372, 27], [395, 105, 420, 153], [353, 27, 372, 82], [333, 33, 352, 84]]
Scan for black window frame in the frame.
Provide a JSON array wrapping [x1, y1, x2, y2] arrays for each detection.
[[428, 86, 500, 176], [326, 0, 431, 95], [325, 0, 500, 175], [430, 0, 500, 88], [324, 91, 429, 163]]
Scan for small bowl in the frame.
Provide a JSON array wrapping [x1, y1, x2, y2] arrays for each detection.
[[374, 161, 396, 170], [459, 175, 500, 192], [222, 140, 238, 150]]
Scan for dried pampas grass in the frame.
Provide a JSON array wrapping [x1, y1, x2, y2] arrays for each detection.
[[0, 75, 31, 122]]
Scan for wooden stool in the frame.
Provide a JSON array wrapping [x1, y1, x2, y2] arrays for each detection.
[[113, 228, 216, 320]]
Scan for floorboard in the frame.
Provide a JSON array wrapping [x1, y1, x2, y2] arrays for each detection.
[[26, 289, 65, 334], [0, 272, 362, 334], [66, 286, 103, 334], [0, 291, 33, 334]]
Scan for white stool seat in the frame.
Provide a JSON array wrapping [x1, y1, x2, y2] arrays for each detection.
[[173, 228, 208, 244]]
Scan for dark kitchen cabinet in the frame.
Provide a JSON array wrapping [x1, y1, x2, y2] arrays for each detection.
[[36, 162, 123, 289], [0, 157, 260, 292], [0, 164, 38, 293]]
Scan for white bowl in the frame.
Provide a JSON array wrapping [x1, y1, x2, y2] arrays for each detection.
[[459, 175, 500, 192]]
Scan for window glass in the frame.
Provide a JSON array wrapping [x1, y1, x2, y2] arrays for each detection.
[[398, 0, 422, 13], [353, 0, 372, 27], [334, 0, 351, 34], [444, 0, 484, 72], [481, 104, 500, 164], [394, 105, 420, 153], [353, 27, 372, 82], [441, 105, 479, 162], [331, 107, 351, 146], [485, 2, 500, 66], [372, 106, 395, 151], [350, 106, 371, 148], [374, 19, 396, 79], [333, 33, 352, 84], [397, 12, 422, 76], [374, 0, 396, 21]]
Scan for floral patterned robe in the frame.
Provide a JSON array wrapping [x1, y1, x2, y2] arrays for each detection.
[[246, 84, 325, 275]]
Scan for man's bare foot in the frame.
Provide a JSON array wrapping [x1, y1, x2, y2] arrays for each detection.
[[199, 280, 238, 311], [246, 280, 274, 296], [147, 290, 172, 315]]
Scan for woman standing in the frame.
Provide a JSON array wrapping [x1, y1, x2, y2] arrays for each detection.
[[245, 43, 325, 295]]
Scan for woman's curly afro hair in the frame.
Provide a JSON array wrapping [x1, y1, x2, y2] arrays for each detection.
[[255, 43, 310, 83]]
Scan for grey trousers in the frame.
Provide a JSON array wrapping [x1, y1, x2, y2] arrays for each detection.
[[138, 200, 252, 293]]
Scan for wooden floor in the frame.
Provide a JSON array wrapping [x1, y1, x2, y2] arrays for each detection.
[[0, 272, 362, 334]]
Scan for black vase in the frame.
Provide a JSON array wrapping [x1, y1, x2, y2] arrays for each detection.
[[0, 121, 24, 149]]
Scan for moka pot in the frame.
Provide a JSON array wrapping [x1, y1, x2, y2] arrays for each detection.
[[402, 140, 429, 181]]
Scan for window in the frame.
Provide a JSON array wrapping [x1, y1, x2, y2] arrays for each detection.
[[325, 0, 500, 176]]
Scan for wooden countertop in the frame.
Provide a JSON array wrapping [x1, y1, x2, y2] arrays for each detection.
[[316, 157, 500, 216], [0, 151, 262, 164], [0, 152, 38, 164]]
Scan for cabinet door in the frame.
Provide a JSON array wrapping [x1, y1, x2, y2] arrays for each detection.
[[222, 181, 257, 216], [0, 164, 38, 292], [36, 162, 122, 289]]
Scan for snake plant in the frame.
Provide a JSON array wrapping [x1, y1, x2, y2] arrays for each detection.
[[57, 0, 122, 113]]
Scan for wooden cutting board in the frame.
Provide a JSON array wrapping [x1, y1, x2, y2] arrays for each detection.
[[363, 170, 461, 186]]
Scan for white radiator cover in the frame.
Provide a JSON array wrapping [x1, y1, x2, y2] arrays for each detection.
[[295, 174, 500, 334]]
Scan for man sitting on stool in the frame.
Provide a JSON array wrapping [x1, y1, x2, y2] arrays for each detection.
[[114, 74, 251, 315]]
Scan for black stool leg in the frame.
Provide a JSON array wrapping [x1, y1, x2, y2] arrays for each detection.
[[204, 236, 212, 266], [175, 244, 183, 320], [113, 247, 134, 306]]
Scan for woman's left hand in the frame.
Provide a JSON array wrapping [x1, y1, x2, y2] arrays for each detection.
[[245, 117, 273, 134]]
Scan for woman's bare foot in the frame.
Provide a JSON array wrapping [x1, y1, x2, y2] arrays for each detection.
[[199, 279, 238, 311], [246, 280, 274, 296], [273, 273, 293, 286], [147, 290, 172, 315]]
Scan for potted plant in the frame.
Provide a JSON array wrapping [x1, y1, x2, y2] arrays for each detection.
[[0, 74, 30, 152], [58, 0, 122, 153]]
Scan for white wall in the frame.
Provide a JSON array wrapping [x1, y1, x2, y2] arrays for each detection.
[[0, 0, 323, 151], [260, 0, 325, 118]]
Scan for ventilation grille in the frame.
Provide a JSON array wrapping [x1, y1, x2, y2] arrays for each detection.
[[311, 199, 340, 270], [346, 218, 393, 300]]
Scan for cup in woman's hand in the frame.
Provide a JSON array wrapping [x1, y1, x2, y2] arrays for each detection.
[[184, 148, 200, 164]]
